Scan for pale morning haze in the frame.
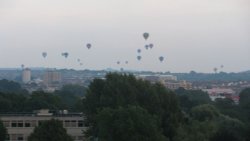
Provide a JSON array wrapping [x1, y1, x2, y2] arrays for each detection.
[[0, 0, 249, 72]]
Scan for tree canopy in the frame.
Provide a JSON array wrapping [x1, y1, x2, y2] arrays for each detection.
[[28, 119, 73, 141], [83, 73, 182, 141], [0, 120, 7, 141]]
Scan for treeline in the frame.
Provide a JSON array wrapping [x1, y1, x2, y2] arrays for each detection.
[[82, 73, 250, 141], [174, 71, 250, 81], [0, 80, 86, 112], [1, 74, 250, 141]]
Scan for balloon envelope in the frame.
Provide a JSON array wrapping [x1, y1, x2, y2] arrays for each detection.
[[42, 52, 47, 58], [159, 56, 164, 62], [86, 43, 92, 49], [145, 45, 149, 50], [143, 32, 149, 40], [62, 52, 69, 58], [149, 44, 154, 49], [137, 49, 141, 53], [137, 56, 142, 61]]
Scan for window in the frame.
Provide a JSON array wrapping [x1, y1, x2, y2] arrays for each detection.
[[10, 134, 23, 140], [25, 122, 31, 127], [78, 120, 84, 127], [17, 136, 23, 141], [18, 121, 23, 127], [11, 122, 17, 127]]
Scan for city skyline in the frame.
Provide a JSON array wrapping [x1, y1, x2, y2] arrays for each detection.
[[0, 0, 249, 73]]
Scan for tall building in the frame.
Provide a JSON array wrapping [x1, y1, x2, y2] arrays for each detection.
[[22, 68, 31, 83], [43, 70, 62, 87]]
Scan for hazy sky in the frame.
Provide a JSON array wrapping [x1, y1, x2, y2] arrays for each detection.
[[0, 0, 249, 72]]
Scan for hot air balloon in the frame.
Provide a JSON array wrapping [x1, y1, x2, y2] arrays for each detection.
[[213, 67, 218, 73], [117, 61, 120, 65], [143, 32, 149, 40], [120, 68, 124, 72], [77, 59, 80, 62], [220, 65, 224, 69], [80, 63, 83, 66], [145, 45, 149, 50], [137, 56, 142, 61], [137, 49, 141, 53], [159, 56, 164, 62], [125, 61, 128, 64], [61, 52, 69, 58], [149, 43, 154, 49], [21, 64, 25, 69], [86, 43, 92, 49], [42, 52, 47, 58]]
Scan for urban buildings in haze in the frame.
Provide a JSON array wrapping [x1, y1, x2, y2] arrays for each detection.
[[22, 68, 31, 84]]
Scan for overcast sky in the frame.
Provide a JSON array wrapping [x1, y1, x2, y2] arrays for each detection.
[[0, 0, 249, 72]]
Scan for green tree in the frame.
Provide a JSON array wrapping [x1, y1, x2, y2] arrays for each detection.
[[0, 79, 28, 94], [0, 120, 7, 141], [214, 98, 241, 120], [96, 106, 166, 141], [26, 91, 64, 111], [191, 104, 220, 122], [55, 84, 86, 111], [239, 88, 250, 109], [175, 88, 211, 113], [211, 116, 246, 141], [28, 119, 73, 141], [83, 73, 181, 140]]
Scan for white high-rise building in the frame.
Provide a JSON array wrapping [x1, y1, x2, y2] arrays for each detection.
[[22, 68, 31, 83]]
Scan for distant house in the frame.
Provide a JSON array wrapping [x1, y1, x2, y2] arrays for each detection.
[[202, 88, 237, 102]]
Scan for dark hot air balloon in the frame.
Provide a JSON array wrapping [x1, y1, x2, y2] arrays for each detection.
[[137, 56, 142, 61], [137, 49, 141, 53], [149, 43, 154, 49], [143, 32, 149, 40], [86, 43, 92, 49], [61, 52, 69, 58], [42, 52, 47, 58], [159, 56, 164, 62]]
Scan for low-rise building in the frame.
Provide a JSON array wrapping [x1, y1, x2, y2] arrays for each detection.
[[202, 88, 236, 102], [0, 109, 86, 141]]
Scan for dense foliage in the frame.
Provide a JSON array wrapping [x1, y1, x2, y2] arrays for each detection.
[[83, 73, 182, 141], [0, 84, 86, 112], [28, 119, 73, 141], [0, 120, 7, 141], [0, 79, 27, 94], [0, 75, 250, 141]]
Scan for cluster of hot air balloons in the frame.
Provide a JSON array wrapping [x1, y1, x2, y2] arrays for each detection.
[[40, 42, 93, 68], [213, 65, 224, 73], [135, 32, 165, 63], [38, 32, 167, 71]]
